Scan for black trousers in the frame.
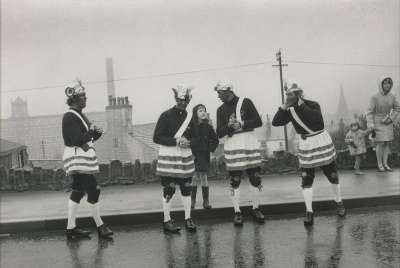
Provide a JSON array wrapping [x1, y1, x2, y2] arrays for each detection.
[[301, 161, 339, 188], [70, 173, 100, 204], [228, 167, 262, 188], [161, 176, 193, 196]]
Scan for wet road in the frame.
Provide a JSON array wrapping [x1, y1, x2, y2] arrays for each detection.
[[1, 207, 399, 268]]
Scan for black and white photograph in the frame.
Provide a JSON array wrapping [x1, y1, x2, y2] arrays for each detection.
[[0, 0, 399, 267]]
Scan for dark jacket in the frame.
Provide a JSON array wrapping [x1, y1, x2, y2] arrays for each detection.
[[190, 122, 219, 172], [272, 99, 324, 134], [62, 108, 101, 147], [153, 106, 193, 146], [216, 96, 262, 138]]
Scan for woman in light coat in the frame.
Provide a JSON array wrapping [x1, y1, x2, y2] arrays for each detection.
[[366, 77, 400, 171]]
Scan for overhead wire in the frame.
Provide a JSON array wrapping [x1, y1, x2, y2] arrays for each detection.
[[2, 60, 398, 93]]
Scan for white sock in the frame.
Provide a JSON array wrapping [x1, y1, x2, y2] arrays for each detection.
[[89, 203, 104, 227], [331, 184, 342, 203], [376, 145, 384, 168], [181, 195, 191, 220], [231, 188, 241, 213], [383, 145, 390, 167], [250, 185, 260, 209], [162, 198, 172, 222], [302, 188, 313, 212], [67, 199, 79, 230]]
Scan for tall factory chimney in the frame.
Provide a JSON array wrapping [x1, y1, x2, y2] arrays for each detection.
[[106, 57, 116, 98]]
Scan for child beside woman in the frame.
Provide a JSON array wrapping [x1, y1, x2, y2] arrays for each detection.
[[345, 121, 371, 175]]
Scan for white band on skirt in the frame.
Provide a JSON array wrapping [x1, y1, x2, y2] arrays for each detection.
[[156, 145, 195, 178], [224, 131, 262, 171], [63, 141, 99, 175], [297, 130, 336, 168]]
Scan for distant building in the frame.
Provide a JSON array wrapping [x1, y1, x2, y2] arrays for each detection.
[[11, 97, 29, 118], [263, 115, 297, 157], [0, 139, 28, 169], [127, 122, 158, 163], [0, 58, 159, 163], [0, 96, 160, 163]]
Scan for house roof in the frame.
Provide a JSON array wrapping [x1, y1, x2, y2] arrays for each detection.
[[130, 122, 158, 150], [93, 132, 131, 163], [0, 139, 26, 156]]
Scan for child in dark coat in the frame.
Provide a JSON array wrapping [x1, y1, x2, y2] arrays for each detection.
[[190, 104, 219, 209]]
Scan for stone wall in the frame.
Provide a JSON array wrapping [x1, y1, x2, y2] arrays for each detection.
[[0, 150, 398, 191]]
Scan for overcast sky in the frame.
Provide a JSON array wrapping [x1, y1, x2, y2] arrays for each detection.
[[1, 0, 399, 124]]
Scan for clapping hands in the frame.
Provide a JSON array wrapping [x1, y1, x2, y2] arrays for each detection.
[[89, 125, 104, 141], [92, 124, 104, 134], [281, 96, 300, 110], [228, 114, 242, 131], [177, 137, 191, 148], [81, 143, 90, 152], [381, 117, 392, 125]]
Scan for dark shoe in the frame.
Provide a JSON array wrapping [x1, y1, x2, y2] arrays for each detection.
[[233, 212, 243, 226], [304, 212, 314, 227], [163, 220, 181, 233], [66, 227, 91, 239], [252, 208, 265, 223], [185, 218, 197, 232], [191, 187, 197, 209], [336, 202, 346, 217], [98, 224, 113, 238], [202, 187, 212, 209]]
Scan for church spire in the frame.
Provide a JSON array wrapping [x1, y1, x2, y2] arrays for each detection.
[[337, 84, 349, 122]]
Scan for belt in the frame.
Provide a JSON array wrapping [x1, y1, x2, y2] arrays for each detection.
[[300, 130, 324, 140]]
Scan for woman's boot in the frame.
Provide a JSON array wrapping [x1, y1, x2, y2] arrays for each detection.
[[202, 186, 212, 209], [191, 186, 197, 209]]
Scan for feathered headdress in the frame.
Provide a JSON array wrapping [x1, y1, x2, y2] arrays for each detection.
[[172, 85, 193, 101], [214, 80, 234, 92], [65, 78, 85, 97]]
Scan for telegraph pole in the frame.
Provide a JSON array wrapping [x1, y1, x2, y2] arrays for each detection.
[[272, 49, 289, 152]]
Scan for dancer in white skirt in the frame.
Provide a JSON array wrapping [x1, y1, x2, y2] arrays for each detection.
[[272, 82, 346, 226], [153, 85, 197, 233], [215, 81, 265, 226], [62, 79, 113, 239]]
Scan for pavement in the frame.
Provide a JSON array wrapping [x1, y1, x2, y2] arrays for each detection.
[[0, 168, 399, 234], [1, 206, 399, 268]]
